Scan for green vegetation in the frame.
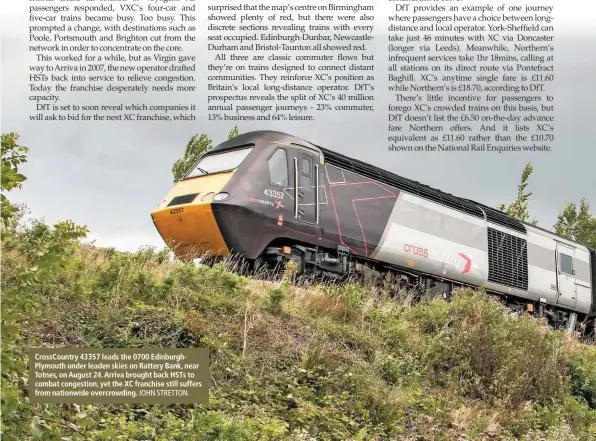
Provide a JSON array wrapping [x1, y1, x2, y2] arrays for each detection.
[[555, 198, 596, 249], [2, 133, 595, 440], [499, 162, 596, 247], [171, 125, 240, 182], [498, 162, 538, 226], [2, 228, 596, 440], [1, 133, 28, 226]]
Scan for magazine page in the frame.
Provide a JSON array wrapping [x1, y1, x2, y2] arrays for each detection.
[[1, 0, 595, 439]]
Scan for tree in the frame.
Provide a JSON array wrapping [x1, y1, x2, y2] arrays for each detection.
[[554, 198, 596, 248], [1, 133, 28, 227], [497, 162, 538, 225], [171, 126, 240, 183], [171, 133, 213, 183], [1, 133, 88, 440], [228, 124, 239, 139]]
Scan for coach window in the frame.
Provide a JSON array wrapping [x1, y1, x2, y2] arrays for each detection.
[[560, 253, 573, 275], [268, 149, 288, 187]]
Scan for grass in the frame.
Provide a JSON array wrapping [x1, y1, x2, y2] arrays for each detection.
[[2, 227, 596, 441]]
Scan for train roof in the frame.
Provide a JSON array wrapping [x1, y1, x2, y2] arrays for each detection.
[[316, 141, 526, 233], [211, 130, 323, 155], [214, 130, 588, 244], [227, 131, 525, 232]]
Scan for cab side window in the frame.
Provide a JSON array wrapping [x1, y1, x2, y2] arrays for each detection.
[[268, 149, 288, 187]]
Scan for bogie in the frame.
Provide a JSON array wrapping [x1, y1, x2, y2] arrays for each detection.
[[252, 242, 591, 335]]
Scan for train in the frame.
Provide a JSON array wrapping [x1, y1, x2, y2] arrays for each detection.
[[151, 130, 596, 333]]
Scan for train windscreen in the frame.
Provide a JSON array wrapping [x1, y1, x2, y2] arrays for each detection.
[[185, 147, 253, 179]]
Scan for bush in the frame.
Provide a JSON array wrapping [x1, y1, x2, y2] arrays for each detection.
[[568, 345, 596, 409], [401, 289, 568, 408], [261, 287, 285, 316], [373, 351, 421, 387]]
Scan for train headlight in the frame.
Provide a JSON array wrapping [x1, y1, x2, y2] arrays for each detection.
[[213, 192, 229, 201], [201, 192, 215, 201]]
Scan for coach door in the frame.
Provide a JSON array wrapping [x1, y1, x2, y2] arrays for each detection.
[[556, 242, 577, 308], [292, 151, 320, 225]]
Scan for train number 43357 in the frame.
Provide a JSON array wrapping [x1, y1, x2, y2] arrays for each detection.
[[264, 189, 284, 199]]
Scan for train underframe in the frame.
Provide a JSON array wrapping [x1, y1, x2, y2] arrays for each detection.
[[239, 241, 595, 338]]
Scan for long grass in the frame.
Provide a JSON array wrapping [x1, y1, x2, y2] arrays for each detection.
[[3, 237, 596, 441]]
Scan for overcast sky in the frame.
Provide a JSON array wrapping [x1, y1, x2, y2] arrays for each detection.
[[1, 1, 595, 251]]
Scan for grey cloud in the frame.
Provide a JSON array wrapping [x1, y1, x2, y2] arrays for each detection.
[[1, 4, 595, 250]]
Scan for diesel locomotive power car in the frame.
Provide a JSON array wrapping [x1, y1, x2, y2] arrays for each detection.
[[151, 130, 596, 332]]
